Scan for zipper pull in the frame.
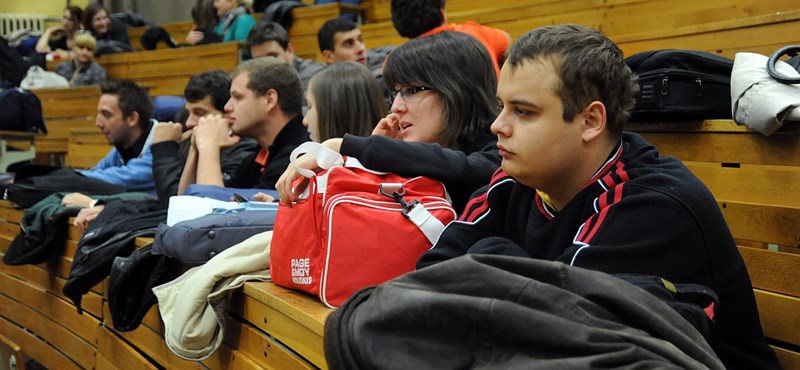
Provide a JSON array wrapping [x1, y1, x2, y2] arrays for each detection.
[[661, 76, 669, 95]]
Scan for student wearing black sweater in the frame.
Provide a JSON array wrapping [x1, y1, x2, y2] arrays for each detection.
[[276, 32, 501, 213], [417, 24, 779, 370]]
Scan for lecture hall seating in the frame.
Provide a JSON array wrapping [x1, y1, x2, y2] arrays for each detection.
[[2, 0, 799, 368]]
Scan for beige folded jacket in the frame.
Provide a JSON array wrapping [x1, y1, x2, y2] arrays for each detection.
[[731, 52, 800, 135], [153, 231, 272, 361]]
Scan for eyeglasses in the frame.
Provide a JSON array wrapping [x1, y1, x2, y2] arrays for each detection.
[[391, 85, 433, 103]]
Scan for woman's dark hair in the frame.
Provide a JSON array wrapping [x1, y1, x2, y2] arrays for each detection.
[[66, 6, 83, 26], [310, 61, 386, 142], [383, 31, 498, 151], [82, 2, 111, 36], [191, 0, 219, 31]]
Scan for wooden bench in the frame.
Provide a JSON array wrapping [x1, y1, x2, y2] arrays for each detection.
[[628, 120, 800, 369], [0, 131, 38, 172], [0, 201, 331, 370], [30, 86, 100, 165], [97, 42, 241, 97], [357, 0, 800, 61], [127, 21, 196, 51], [64, 128, 112, 170]]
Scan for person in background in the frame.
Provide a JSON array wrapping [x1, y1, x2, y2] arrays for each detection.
[[317, 17, 367, 66], [316, 17, 396, 111], [35, 6, 83, 59], [82, 2, 130, 47], [247, 20, 324, 110], [184, 0, 222, 45], [178, 57, 309, 193], [54, 32, 107, 86], [391, 0, 510, 76], [251, 60, 385, 203], [61, 79, 157, 211], [277, 32, 500, 213], [212, 0, 256, 43], [304, 61, 385, 142]]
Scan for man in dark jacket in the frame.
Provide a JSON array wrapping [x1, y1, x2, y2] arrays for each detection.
[[181, 57, 309, 192], [416, 24, 780, 370], [149, 69, 257, 204]]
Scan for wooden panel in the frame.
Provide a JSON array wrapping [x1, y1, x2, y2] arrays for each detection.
[[103, 309, 214, 370], [602, 0, 800, 36], [97, 327, 159, 370], [0, 272, 101, 346], [739, 247, 800, 297], [723, 202, 800, 248], [0, 262, 103, 319], [223, 317, 315, 370], [637, 132, 800, 167], [615, 12, 800, 59], [684, 161, 800, 209], [33, 86, 100, 101], [0, 202, 23, 223], [0, 286, 97, 369], [773, 346, 800, 370], [235, 282, 331, 369], [0, 316, 81, 370], [97, 42, 240, 96], [0, 222, 20, 241], [754, 289, 800, 346]]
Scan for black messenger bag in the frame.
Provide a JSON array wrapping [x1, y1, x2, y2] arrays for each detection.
[[625, 50, 734, 121]]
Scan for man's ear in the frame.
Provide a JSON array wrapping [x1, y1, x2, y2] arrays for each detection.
[[321, 50, 335, 65], [286, 42, 295, 56], [126, 111, 140, 128], [440, 7, 447, 25], [581, 101, 606, 142], [264, 89, 279, 112]]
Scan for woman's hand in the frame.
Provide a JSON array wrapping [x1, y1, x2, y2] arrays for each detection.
[[372, 113, 402, 139], [276, 153, 317, 206], [185, 30, 204, 45]]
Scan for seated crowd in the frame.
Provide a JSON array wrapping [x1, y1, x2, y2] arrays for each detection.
[[2, 0, 784, 369]]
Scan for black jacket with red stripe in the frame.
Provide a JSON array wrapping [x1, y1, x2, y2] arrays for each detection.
[[417, 132, 779, 370]]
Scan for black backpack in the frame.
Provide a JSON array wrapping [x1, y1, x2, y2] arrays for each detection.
[[0, 87, 46, 133], [625, 49, 734, 121], [0, 36, 29, 87], [262, 0, 308, 31]]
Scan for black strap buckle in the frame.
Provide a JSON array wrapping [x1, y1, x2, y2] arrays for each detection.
[[379, 184, 419, 218]]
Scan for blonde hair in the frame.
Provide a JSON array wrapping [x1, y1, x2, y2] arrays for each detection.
[[73, 32, 97, 50]]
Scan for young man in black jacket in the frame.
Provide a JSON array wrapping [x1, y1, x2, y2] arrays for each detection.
[[416, 24, 780, 370]]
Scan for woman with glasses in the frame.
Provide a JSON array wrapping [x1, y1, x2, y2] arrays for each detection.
[[35, 6, 83, 58], [277, 31, 500, 213]]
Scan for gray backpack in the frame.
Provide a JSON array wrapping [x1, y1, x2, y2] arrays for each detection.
[[152, 205, 277, 265]]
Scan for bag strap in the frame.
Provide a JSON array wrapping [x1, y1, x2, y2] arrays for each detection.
[[290, 142, 389, 177], [290, 142, 345, 178], [405, 202, 446, 245], [766, 45, 800, 84]]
